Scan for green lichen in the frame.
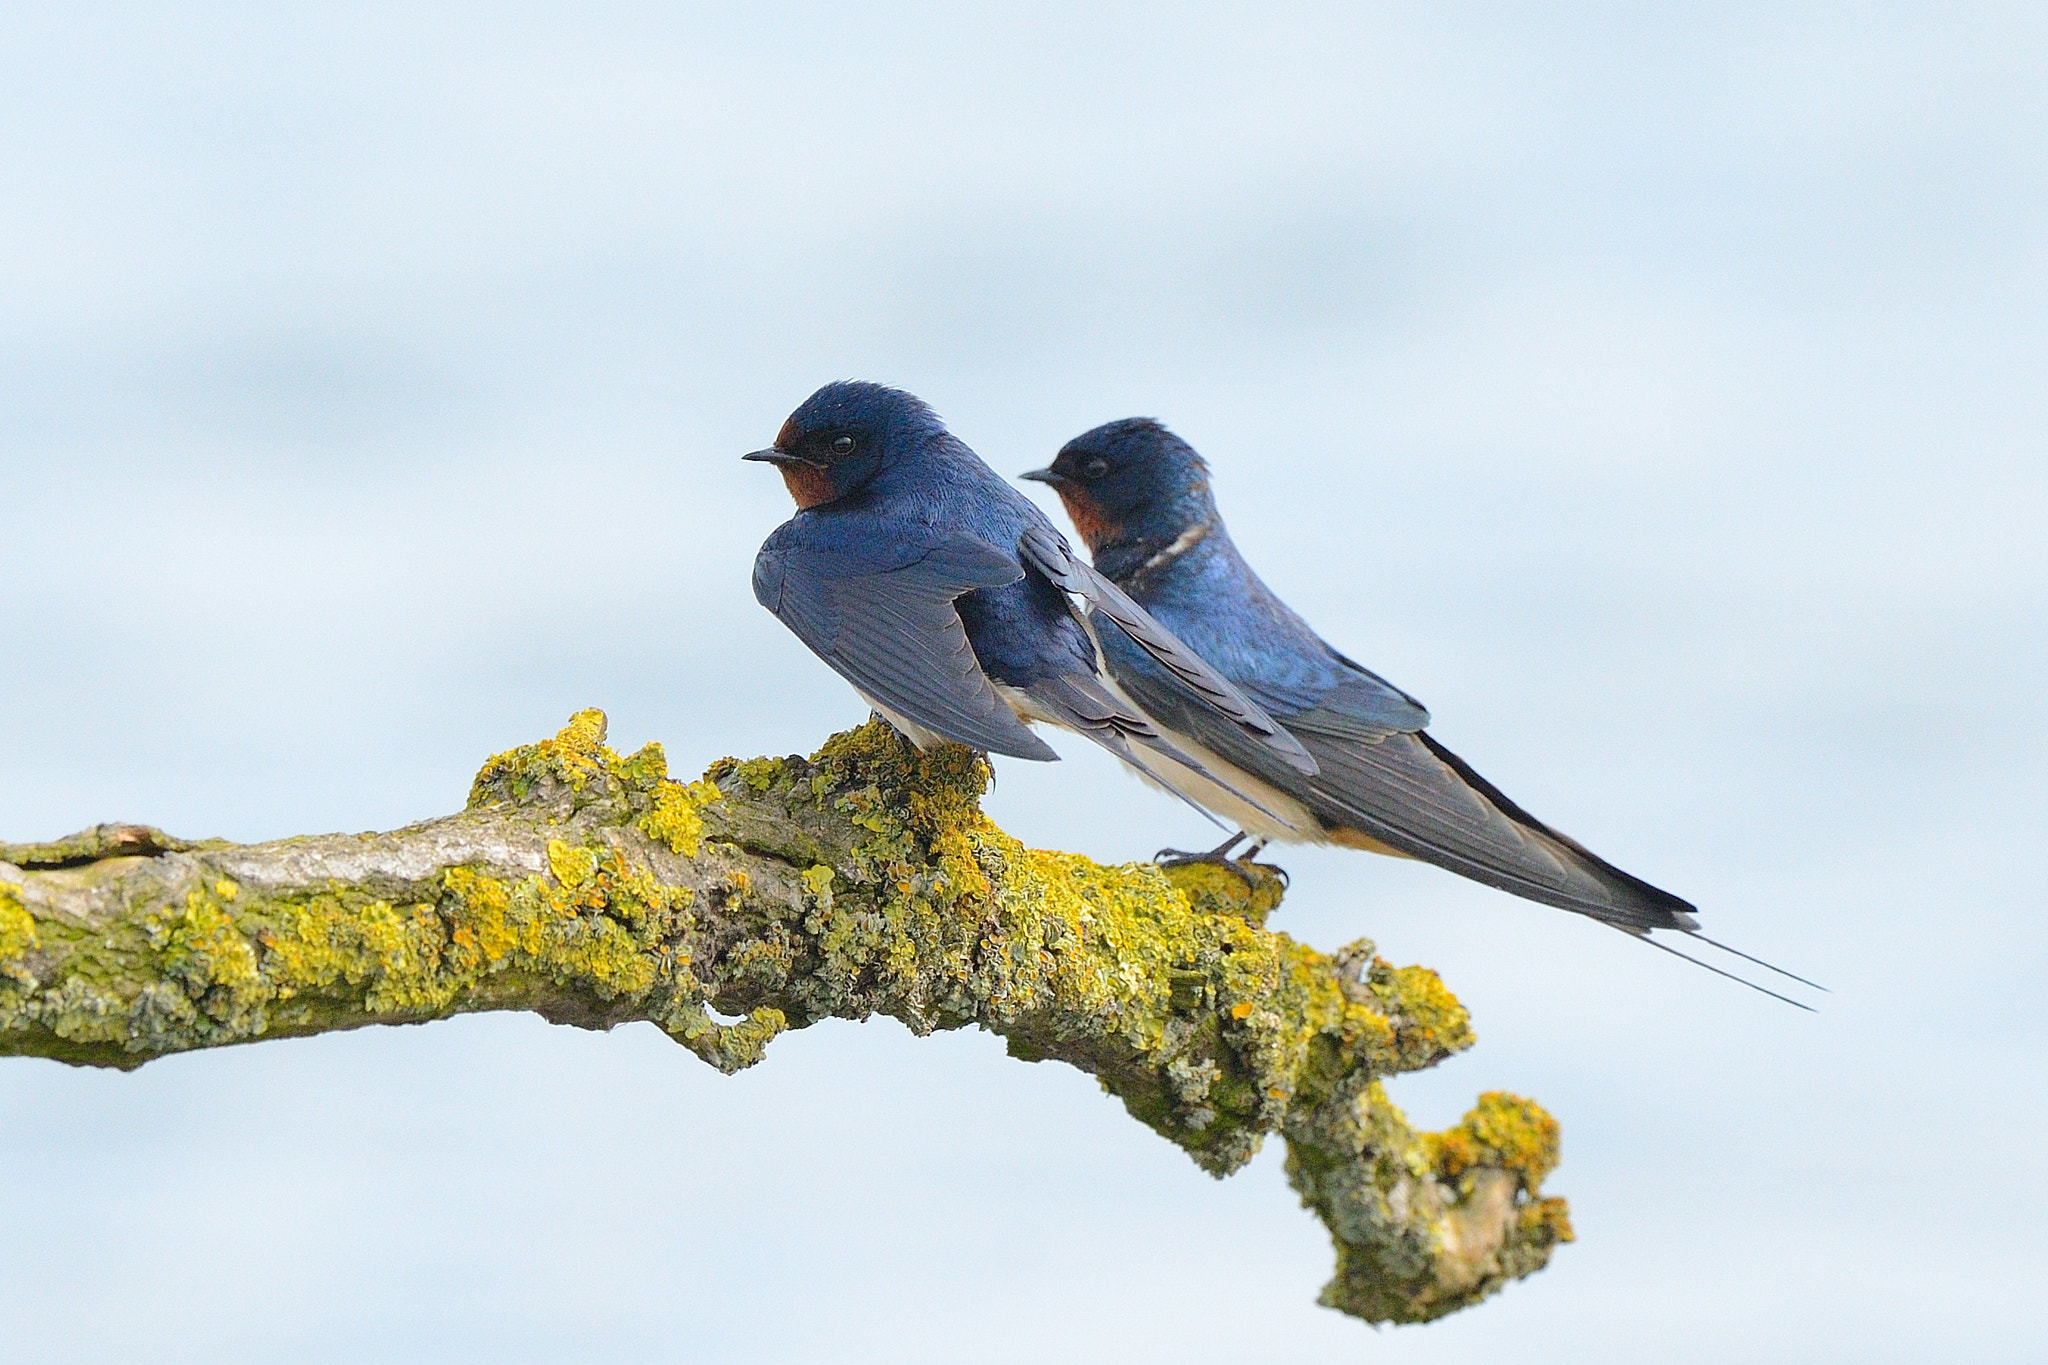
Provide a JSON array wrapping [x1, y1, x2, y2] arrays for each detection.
[[146, 888, 267, 1027], [1430, 1092, 1576, 1292], [673, 719, 1475, 1177], [0, 716, 715, 1064], [1290, 1079, 1575, 1324], [731, 756, 791, 793], [243, 834, 701, 1028], [0, 824, 195, 868], [665, 1002, 789, 1071]]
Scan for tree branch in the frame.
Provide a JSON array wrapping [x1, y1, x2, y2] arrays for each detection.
[[0, 711, 1570, 1324]]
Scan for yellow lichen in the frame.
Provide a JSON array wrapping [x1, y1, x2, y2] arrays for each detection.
[[246, 842, 694, 1028], [1520, 1194, 1575, 1245], [442, 865, 520, 963], [641, 778, 721, 857], [468, 708, 621, 806], [0, 881, 35, 986], [547, 839, 599, 889], [1427, 1091, 1564, 1188], [731, 723, 1458, 1172]]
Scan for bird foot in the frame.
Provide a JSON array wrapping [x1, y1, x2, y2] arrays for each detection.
[[1154, 839, 1288, 890]]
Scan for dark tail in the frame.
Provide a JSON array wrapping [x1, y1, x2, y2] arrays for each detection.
[[1294, 727, 1695, 933], [1411, 731, 1700, 932], [1627, 930, 1823, 1011]]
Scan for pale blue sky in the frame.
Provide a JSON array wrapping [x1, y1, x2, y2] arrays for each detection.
[[4, 5, 2044, 1361]]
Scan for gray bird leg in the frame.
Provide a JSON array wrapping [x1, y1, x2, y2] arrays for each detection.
[[1155, 833, 1289, 890], [1155, 830, 1249, 865]]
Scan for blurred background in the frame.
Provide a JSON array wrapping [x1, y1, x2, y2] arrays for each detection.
[[3, 4, 2043, 1361]]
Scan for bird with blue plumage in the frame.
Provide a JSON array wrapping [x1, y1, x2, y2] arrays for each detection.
[[1025, 417, 1819, 1005], [744, 382, 1314, 810]]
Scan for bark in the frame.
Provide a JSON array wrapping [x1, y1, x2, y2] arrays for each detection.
[[0, 710, 1570, 1324]]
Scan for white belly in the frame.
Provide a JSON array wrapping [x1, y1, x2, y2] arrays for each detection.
[[861, 684, 1322, 847], [1115, 723, 1323, 845]]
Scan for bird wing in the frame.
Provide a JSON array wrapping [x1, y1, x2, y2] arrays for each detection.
[[1014, 523, 1318, 775], [754, 528, 1060, 760], [1100, 626, 1692, 931], [1301, 729, 1697, 932], [1251, 660, 1433, 745]]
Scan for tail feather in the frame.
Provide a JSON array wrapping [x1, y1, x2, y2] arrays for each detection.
[[1300, 728, 1696, 934], [1630, 931, 1817, 1011], [1413, 732, 1698, 929], [1686, 933, 1827, 993], [1307, 730, 1825, 1005]]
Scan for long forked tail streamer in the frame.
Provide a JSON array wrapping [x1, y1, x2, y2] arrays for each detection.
[[1690, 934, 1828, 992], [1631, 931, 1818, 1011]]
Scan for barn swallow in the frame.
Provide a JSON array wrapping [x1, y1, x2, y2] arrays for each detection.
[[1026, 419, 1817, 1004], [745, 383, 1315, 802]]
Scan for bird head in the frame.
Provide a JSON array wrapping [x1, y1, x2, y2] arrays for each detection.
[[744, 381, 945, 509], [1020, 418, 1215, 553]]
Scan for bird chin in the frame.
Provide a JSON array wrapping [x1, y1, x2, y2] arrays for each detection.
[[1048, 487, 1122, 554], [781, 463, 838, 509]]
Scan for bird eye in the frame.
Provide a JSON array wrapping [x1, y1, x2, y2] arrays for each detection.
[[831, 434, 856, 456], [1081, 457, 1108, 481]]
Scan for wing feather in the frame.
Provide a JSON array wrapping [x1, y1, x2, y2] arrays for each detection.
[[1107, 641, 1693, 931], [754, 532, 1059, 760], [1015, 524, 1317, 774]]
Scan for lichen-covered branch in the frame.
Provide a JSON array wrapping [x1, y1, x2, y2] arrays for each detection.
[[0, 711, 1570, 1324]]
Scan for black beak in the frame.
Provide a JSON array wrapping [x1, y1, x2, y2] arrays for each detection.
[[743, 448, 804, 467], [1018, 466, 1061, 485]]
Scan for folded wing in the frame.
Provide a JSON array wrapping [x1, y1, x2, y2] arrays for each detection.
[[1015, 523, 1318, 775], [1103, 628, 1694, 932], [754, 530, 1060, 760]]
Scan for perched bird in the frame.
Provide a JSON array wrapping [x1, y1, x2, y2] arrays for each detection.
[[744, 383, 1315, 797], [1024, 418, 1814, 1001]]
